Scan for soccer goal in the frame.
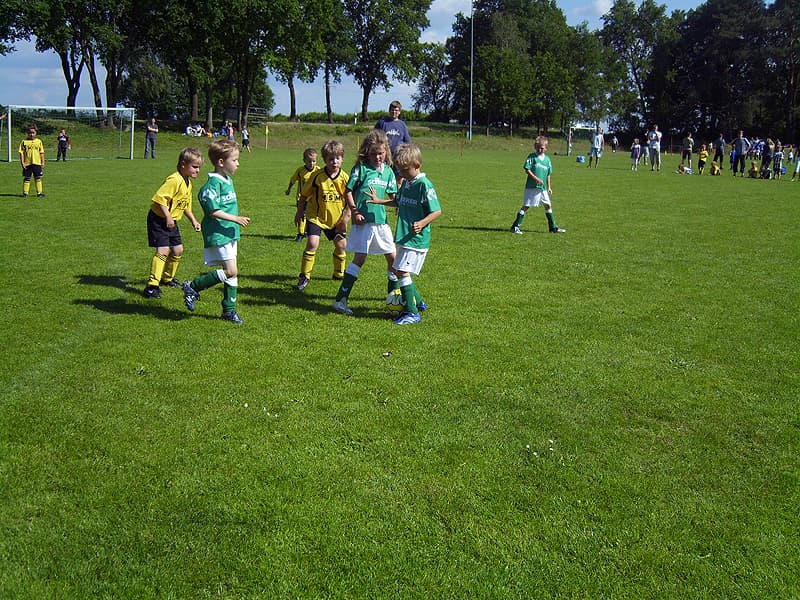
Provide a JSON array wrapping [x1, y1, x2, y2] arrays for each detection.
[[4, 105, 135, 161]]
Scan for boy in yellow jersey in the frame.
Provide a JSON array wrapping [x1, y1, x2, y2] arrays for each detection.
[[285, 148, 319, 242], [293, 141, 350, 290], [143, 148, 203, 298], [19, 125, 45, 198]]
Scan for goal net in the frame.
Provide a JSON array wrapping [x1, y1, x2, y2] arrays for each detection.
[[4, 105, 135, 161]]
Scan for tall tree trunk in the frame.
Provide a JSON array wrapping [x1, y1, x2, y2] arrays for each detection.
[[325, 64, 333, 123], [288, 78, 297, 121], [83, 48, 104, 117], [360, 85, 372, 122], [58, 43, 84, 108], [205, 85, 214, 132]]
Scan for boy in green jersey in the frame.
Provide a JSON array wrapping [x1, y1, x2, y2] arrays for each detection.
[[368, 144, 442, 325], [510, 136, 565, 235], [183, 140, 251, 324], [332, 129, 398, 316]]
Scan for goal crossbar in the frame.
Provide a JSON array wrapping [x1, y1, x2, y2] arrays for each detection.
[[4, 105, 136, 161]]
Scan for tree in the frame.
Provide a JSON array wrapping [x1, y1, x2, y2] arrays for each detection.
[[412, 43, 455, 120], [343, 0, 431, 120]]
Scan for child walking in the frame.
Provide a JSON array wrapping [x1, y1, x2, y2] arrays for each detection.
[[367, 144, 441, 325], [697, 144, 709, 174], [332, 129, 398, 316], [293, 140, 350, 290], [144, 147, 203, 299], [183, 140, 251, 324], [510, 135, 565, 234], [630, 138, 641, 171], [19, 124, 45, 198], [285, 148, 319, 242]]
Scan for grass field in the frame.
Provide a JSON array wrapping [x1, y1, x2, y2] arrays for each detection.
[[1, 125, 798, 599]]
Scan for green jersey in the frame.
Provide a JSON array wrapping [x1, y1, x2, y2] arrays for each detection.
[[523, 151, 552, 191], [347, 162, 397, 225], [395, 173, 441, 250], [199, 172, 240, 248]]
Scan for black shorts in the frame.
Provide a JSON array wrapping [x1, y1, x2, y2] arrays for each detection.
[[22, 165, 43, 180], [306, 221, 345, 242], [147, 210, 183, 248]]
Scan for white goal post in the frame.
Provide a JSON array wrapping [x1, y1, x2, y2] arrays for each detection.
[[4, 105, 135, 161]]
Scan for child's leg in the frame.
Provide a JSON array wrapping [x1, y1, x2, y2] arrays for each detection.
[[335, 253, 366, 301], [332, 234, 347, 279], [512, 206, 529, 229], [148, 248, 169, 286], [300, 235, 321, 279], [161, 245, 184, 284], [397, 273, 419, 314], [220, 259, 239, 315], [35, 176, 43, 195], [22, 172, 31, 196], [385, 252, 398, 293], [543, 201, 563, 233]]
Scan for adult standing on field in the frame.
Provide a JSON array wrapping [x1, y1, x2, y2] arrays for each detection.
[[647, 124, 662, 171], [732, 130, 750, 177], [375, 100, 411, 177], [145, 117, 158, 159], [712, 133, 726, 170], [588, 126, 604, 168]]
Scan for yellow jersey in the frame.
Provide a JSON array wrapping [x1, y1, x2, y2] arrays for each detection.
[[150, 171, 193, 220], [19, 138, 45, 166], [302, 168, 349, 229]]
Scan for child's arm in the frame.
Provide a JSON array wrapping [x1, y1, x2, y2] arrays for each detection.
[[525, 168, 544, 187], [364, 186, 397, 206], [208, 209, 250, 227], [294, 193, 307, 227], [346, 189, 366, 225], [285, 181, 294, 195], [184, 209, 202, 232], [410, 209, 442, 234], [546, 174, 552, 195], [153, 202, 176, 229]]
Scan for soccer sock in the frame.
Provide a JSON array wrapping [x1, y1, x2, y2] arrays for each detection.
[[545, 210, 557, 230], [22, 180, 31, 195], [35, 179, 43, 195], [298, 217, 306, 236], [335, 264, 360, 301], [161, 254, 182, 283], [512, 209, 526, 228], [387, 271, 399, 293], [192, 269, 225, 292], [222, 280, 238, 313], [399, 276, 418, 314], [333, 251, 346, 279], [300, 250, 316, 278], [148, 253, 167, 286]]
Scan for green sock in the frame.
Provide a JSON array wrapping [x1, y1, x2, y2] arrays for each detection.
[[513, 210, 525, 228], [388, 273, 399, 293], [401, 283, 419, 314], [335, 272, 357, 301], [192, 270, 224, 292], [545, 211, 557, 230], [222, 283, 237, 313]]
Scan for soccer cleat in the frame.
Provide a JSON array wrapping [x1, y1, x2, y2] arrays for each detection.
[[22, 193, 28, 198], [417, 301, 427, 312], [221, 310, 243, 324], [37, 193, 45, 197], [332, 299, 353, 315], [294, 234, 304, 242], [394, 311, 422, 325], [510, 226, 523, 235], [162, 279, 182, 288], [332, 274, 344, 280], [183, 281, 200, 311], [294, 274, 309, 291], [550, 227, 567, 233], [143, 285, 161, 299]]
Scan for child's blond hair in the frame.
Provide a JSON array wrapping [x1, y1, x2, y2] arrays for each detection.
[[321, 140, 344, 161], [208, 139, 238, 165], [357, 129, 392, 166], [394, 143, 421, 170], [535, 135, 549, 150], [303, 147, 318, 161], [177, 147, 203, 171]]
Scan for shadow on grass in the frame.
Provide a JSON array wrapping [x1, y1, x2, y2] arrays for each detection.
[[73, 298, 191, 320], [242, 232, 295, 242], [245, 273, 393, 320], [77, 274, 131, 289], [439, 224, 548, 234]]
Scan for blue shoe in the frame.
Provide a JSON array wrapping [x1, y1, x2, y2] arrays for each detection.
[[394, 311, 422, 325], [221, 310, 243, 324], [294, 274, 309, 291], [183, 281, 199, 311], [417, 301, 427, 312]]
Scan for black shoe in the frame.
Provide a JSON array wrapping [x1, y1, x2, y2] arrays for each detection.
[[161, 279, 182, 288], [37, 193, 45, 197], [143, 285, 161, 299]]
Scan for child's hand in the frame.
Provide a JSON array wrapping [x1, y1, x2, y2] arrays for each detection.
[[285, 188, 291, 195], [193, 222, 201, 232], [364, 186, 380, 203], [237, 216, 251, 227], [166, 218, 175, 229]]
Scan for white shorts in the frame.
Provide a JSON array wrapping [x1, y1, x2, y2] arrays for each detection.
[[347, 223, 395, 255], [393, 246, 428, 275], [523, 188, 551, 208], [589, 147, 602, 158], [204, 241, 237, 266]]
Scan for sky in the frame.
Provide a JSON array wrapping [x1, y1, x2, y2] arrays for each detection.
[[0, 0, 696, 117]]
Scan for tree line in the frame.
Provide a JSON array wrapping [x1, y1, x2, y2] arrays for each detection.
[[2, 0, 798, 140]]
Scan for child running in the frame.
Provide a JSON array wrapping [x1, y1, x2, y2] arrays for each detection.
[[293, 140, 350, 290], [332, 129, 398, 316], [183, 140, 251, 324], [143, 148, 203, 299], [285, 148, 319, 242], [510, 135, 565, 234], [367, 144, 441, 325]]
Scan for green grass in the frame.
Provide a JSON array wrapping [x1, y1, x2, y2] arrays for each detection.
[[1, 127, 798, 599]]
